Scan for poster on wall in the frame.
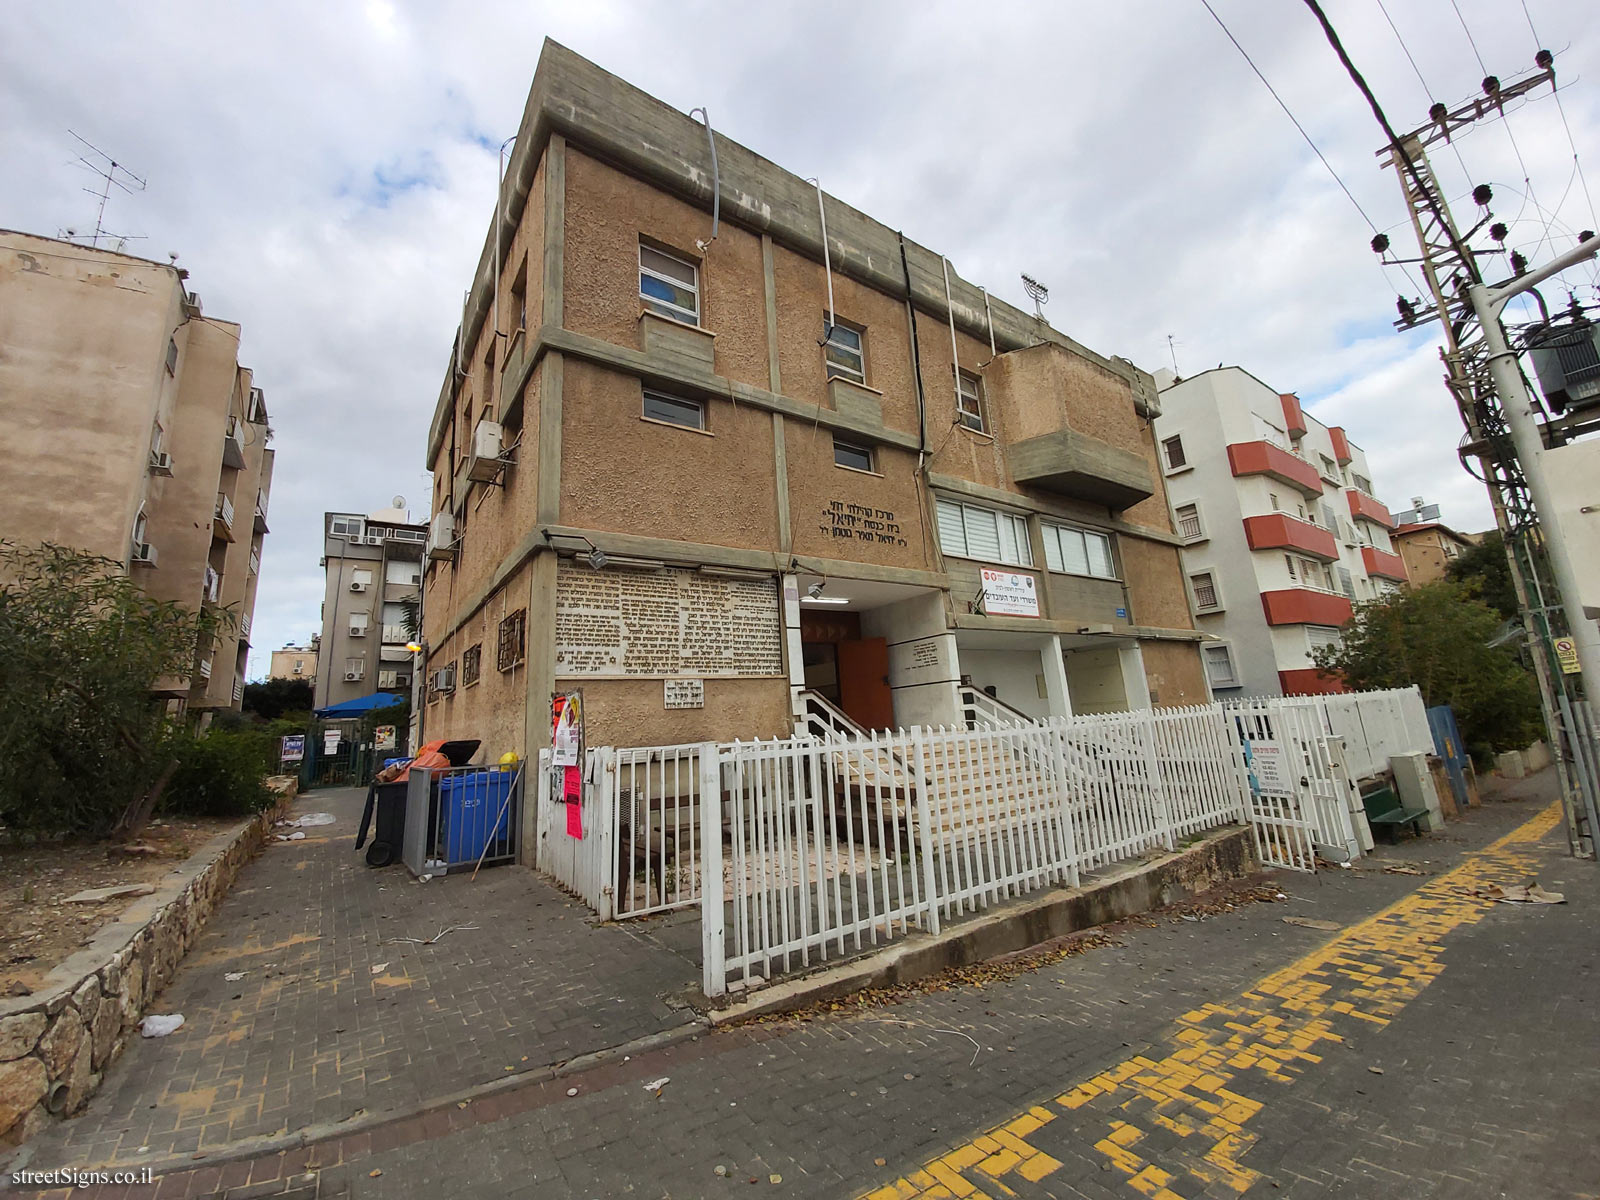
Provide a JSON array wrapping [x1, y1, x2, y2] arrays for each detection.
[[322, 729, 342, 756], [374, 725, 396, 752], [551, 691, 586, 838], [664, 678, 705, 709], [980, 568, 1040, 618], [280, 735, 305, 763]]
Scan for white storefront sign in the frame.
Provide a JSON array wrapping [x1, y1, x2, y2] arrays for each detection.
[[980, 568, 1040, 618], [1248, 738, 1292, 795]]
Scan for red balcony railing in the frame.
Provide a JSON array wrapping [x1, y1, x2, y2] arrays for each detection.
[[1347, 489, 1396, 529], [1260, 588, 1354, 627], [1362, 545, 1408, 581], [1280, 393, 1308, 438], [1243, 513, 1339, 561], [1227, 441, 1324, 495], [1328, 426, 1352, 465]]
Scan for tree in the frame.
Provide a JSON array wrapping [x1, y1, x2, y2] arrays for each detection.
[[1445, 530, 1518, 621], [0, 543, 229, 838], [243, 677, 314, 721], [1312, 581, 1542, 762]]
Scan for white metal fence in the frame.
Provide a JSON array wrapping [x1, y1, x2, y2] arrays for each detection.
[[532, 686, 1434, 997]]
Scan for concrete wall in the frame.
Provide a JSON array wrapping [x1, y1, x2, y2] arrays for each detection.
[[960, 647, 1054, 720], [0, 233, 182, 565]]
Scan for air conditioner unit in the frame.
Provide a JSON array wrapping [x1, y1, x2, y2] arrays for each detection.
[[344, 670, 361, 682], [292, 666, 303, 675], [348, 625, 366, 637], [131, 542, 158, 567], [467, 420, 505, 483], [183, 292, 203, 317], [148, 451, 174, 476], [433, 666, 456, 693], [395, 674, 411, 687], [364, 534, 384, 546], [427, 511, 456, 560], [350, 580, 368, 592]]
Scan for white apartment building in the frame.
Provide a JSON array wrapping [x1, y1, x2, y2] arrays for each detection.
[[315, 505, 427, 709], [1153, 367, 1408, 696]]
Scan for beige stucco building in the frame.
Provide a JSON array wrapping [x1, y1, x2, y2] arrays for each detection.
[[268, 643, 319, 684], [1391, 520, 1478, 587], [0, 230, 273, 716], [418, 41, 1209, 774]]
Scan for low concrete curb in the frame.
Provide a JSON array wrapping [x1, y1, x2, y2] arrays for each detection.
[[0, 783, 295, 1148], [707, 824, 1257, 1025], [66, 1018, 712, 1180]]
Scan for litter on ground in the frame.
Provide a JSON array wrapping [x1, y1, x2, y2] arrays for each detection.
[[140, 1014, 185, 1038]]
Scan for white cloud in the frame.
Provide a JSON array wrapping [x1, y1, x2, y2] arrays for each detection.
[[2, 0, 1595, 674]]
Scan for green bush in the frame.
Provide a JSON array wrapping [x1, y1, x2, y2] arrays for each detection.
[[162, 730, 275, 819]]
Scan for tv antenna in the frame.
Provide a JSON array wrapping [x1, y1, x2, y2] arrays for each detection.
[[1166, 334, 1181, 375], [1020, 273, 1049, 320], [67, 130, 146, 250]]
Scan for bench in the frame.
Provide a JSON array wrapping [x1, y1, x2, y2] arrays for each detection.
[[1361, 785, 1429, 841]]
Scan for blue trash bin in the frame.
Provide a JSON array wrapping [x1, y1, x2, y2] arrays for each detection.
[[437, 770, 515, 864]]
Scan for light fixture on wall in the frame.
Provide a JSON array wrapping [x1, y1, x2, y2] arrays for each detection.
[[806, 582, 825, 599], [800, 580, 849, 606]]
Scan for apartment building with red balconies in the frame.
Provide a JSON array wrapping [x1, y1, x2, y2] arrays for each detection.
[[1152, 366, 1407, 696]]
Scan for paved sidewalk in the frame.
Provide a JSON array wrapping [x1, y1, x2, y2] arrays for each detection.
[[19, 788, 701, 1169]]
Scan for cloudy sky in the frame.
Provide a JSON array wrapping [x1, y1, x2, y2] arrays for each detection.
[[4, 0, 1597, 677]]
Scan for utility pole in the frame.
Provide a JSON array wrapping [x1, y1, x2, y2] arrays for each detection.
[[1370, 61, 1600, 857]]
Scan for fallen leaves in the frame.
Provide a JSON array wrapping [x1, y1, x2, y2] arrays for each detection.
[[1463, 882, 1565, 904]]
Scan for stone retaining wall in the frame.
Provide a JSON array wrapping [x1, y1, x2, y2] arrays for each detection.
[[0, 780, 296, 1146]]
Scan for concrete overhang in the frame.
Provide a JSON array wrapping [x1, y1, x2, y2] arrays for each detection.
[[1006, 430, 1155, 511]]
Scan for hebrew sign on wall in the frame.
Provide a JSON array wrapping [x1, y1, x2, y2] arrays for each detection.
[[554, 563, 783, 678]]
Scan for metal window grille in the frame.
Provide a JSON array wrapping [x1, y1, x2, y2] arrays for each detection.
[[1191, 573, 1218, 609], [497, 609, 526, 672], [1176, 504, 1202, 539], [462, 644, 482, 687]]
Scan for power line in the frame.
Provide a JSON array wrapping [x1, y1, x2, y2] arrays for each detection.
[[1373, 0, 1475, 187], [1448, 0, 1555, 262], [1519, 0, 1599, 235], [1197, 0, 1425, 297], [1197, 0, 1378, 233]]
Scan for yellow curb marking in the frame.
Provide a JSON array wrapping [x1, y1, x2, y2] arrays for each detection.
[[864, 803, 1561, 1199]]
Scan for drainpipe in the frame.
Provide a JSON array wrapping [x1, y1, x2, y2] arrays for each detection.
[[941, 257, 961, 414], [810, 179, 835, 333], [979, 286, 997, 358], [897, 234, 928, 463], [688, 108, 720, 251]]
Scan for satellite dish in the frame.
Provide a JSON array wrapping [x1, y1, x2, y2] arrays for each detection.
[[392, 495, 406, 510]]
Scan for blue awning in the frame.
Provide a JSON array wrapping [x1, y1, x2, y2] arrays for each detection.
[[315, 692, 405, 718]]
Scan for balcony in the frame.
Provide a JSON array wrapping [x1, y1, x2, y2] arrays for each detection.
[[254, 492, 269, 534], [213, 492, 235, 542], [202, 566, 221, 605], [1242, 513, 1339, 561], [1260, 588, 1354, 627], [197, 657, 213, 681], [1328, 426, 1353, 465], [1362, 545, 1409, 582], [1347, 489, 1396, 529], [1007, 430, 1156, 509], [1280, 393, 1307, 438], [222, 417, 246, 470], [1227, 441, 1323, 496]]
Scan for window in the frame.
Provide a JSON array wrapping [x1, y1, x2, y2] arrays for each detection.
[[1306, 625, 1343, 655], [642, 389, 706, 431], [1203, 644, 1238, 688], [639, 243, 699, 325], [462, 643, 482, 687], [165, 338, 178, 376], [132, 507, 148, 548], [510, 261, 527, 333], [498, 608, 527, 671], [1190, 572, 1220, 611], [330, 515, 364, 539], [385, 560, 421, 586], [1162, 435, 1187, 471], [1296, 502, 1307, 520], [481, 342, 496, 422], [1043, 523, 1117, 579], [1269, 492, 1280, 511], [150, 422, 165, 457], [1338, 566, 1355, 598], [823, 318, 865, 384], [833, 438, 875, 472], [1284, 554, 1298, 582], [956, 371, 986, 432], [1353, 473, 1372, 494], [1175, 503, 1203, 541], [936, 498, 1032, 567], [1319, 454, 1337, 478]]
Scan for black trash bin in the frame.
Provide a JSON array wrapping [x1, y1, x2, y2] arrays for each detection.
[[365, 780, 409, 867]]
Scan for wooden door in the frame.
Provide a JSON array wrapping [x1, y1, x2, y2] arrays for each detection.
[[837, 638, 894, 731]]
